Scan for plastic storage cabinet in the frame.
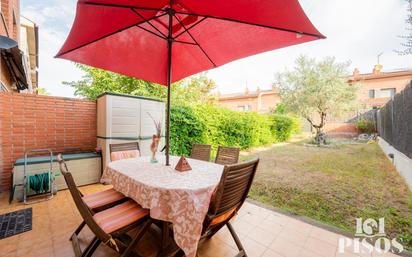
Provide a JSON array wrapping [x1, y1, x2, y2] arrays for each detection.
[[97, 93, 166, 167]]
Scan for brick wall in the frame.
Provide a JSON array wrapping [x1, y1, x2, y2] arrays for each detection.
[[1, 0, 19, 41], [0, 93, 97, 192]]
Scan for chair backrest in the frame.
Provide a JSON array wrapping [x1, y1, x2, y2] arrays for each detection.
[[109, 142, 140, 161], [56, 154, 111, 242], [205, 158, 259, 229], [215, 146, 240, 165], [190, 144, 212, 162]]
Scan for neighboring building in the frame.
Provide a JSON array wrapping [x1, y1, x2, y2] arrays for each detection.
[[0, 0, 38, 93], [349, 65, 412, 109], [218, 87, 281, 113], [20, 16, 38, 91], [218, 64, 412, 114]]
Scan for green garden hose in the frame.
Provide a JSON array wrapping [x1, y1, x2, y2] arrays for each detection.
[[27, 173, 50, 194]]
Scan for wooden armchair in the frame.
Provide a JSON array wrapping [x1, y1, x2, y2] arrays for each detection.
[[190, 144, 212, 162], [109, 142, 140, 161], [175, 158, 259, 257], [57, 154, 152, 257], [215, 146, 240, 165]]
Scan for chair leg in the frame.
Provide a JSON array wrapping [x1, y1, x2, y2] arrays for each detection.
[[206, 223, 225, 239], [72, 221, 86, 239], [121, 219, 153, 257], [82, 237, 101, 257], [226, 222, 247, 257], [173, 249, 185, 257]]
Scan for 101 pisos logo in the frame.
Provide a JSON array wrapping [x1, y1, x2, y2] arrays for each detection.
[[338, 218, 403, 254]]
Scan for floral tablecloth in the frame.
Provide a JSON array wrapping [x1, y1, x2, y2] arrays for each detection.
[[101, 155, 224, 257]]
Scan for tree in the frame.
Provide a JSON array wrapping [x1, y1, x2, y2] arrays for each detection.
[[63, 64, 217, 105], [37, 87, 50, 95], [276, 56, 359, 143], [398, 0, 412, 55]]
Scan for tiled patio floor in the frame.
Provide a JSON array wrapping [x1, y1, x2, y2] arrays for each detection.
[[0, 184, 400, 257]]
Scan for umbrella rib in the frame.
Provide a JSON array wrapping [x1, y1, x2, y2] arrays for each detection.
[[173, 14, 217, 67], [173, 40, 197, 45], [131, 8, 167, 39], [174, 11, 325, 39], [174, 17, 207, 40], [81, 1, 164, 12], [136, 25, 167, 40], [56, 12, 167, 57]]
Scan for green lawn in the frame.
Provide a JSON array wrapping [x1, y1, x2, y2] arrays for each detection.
[[243, 141, 412, 250]]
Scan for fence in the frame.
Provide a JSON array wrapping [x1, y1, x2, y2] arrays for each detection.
[[377, 81, 412, 158], [0, 93, 97, 192]]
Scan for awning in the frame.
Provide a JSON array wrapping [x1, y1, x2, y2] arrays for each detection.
[[0, 35, 29, 92]]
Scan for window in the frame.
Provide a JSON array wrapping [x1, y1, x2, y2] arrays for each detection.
[[368, 89, 375, 99], [380, 88, 396, 98], [238, 105, 251, 112], [0, 81, 7, 92]]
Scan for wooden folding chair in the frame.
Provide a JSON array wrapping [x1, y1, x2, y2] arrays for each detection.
[[175, 158, 259, 257], [57, 154, 152, 257], [215, 146, 240, 165], [109, 142, 141, 161], [190, 144, 212, 162]]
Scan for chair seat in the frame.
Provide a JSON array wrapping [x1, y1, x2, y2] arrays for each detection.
[[94, 200, 149, 233], [82, 188, 126, 210], [210, 207, 237, 226], [110, 150, 140, 161]]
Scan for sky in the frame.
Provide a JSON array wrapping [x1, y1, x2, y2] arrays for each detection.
[[21, 0, 411, 97]]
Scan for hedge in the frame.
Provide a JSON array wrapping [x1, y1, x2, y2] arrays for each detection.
[[170, 104, 299, 156]]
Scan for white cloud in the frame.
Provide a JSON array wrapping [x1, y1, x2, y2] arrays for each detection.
[[20, 0, 411, 96]]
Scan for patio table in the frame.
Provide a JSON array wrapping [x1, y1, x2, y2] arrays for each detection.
[[101, 155, 224, 257]]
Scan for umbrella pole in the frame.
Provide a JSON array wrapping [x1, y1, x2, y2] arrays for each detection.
[[165, 8, 174, 166]]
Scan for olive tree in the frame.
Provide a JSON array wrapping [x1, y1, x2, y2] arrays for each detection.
[[398, 0, 412, 55], [276, 56, 359, 143]]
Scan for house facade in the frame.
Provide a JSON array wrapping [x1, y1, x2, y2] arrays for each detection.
[[0, 0, 38, 93], [218, 87, 281, 113], [218, 65, 412, 116], [349, 65, 412, 109]]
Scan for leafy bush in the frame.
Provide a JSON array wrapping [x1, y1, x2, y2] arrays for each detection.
[[270, 114, 295, 142], [170, 104, 298, 156], [170, 105, 205, 156], [356, 119, 376, 134]]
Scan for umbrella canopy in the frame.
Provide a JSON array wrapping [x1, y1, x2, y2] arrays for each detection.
[[57, 0, 324, 165]]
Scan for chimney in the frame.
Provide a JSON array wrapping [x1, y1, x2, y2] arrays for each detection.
[[244, 86, 249, 95], [373, 64, 383, 75], [353, 68, 360, 79]]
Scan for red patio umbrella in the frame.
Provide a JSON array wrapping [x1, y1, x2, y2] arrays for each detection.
[[56, 0, 325, 166]]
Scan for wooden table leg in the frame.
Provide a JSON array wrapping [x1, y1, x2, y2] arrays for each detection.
[[157, 221, 171, 257]]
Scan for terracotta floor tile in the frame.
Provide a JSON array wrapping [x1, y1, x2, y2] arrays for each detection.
[[277, 227, 309, 247], [247, 227, 278, 247], [0, 184, 402, 257], [198, 237, 234, 257], [241, 237, 267, 257], [269, 237, 302, 257], [304, 237, 337, 257], [257, 219, 284, 235], [231, 219, 256, 236], [261, 249, 285, 257], [310, 227, 342, 246]]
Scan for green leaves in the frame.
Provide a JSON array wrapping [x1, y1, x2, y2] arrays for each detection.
[[170, 104, 298, 157], [63, 65, 217, 106], [276, 55, 359, 134]]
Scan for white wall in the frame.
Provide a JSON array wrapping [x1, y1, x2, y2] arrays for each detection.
[[378, 137, 412, 191]]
